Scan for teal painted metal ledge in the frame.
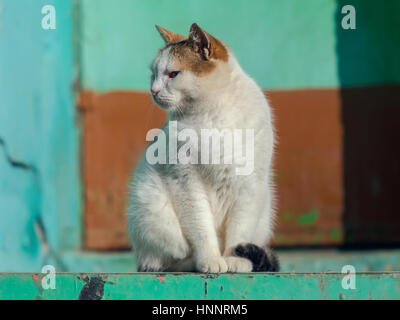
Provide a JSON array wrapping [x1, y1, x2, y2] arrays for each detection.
[[0, 272, 399, 300]]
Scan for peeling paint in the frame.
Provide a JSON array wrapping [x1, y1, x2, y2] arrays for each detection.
[[1, 273, 400, 299], [156, 275, 166, 283], [79, 276, 105, 300], [280, 210, 319, 226], [330, 229, 341, 240], [200, 274, 220, 280], [298, 210, 319, 226]]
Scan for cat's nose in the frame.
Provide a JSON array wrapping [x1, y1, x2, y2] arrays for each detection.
[[151, 89, 160, 96]]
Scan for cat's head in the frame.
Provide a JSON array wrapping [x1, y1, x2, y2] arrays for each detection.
[[150, 23, 230, 113]]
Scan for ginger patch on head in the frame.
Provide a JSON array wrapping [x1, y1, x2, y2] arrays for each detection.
[[170, 43, 216, 77], [155, 23, 229, 77], [169, 37, 228, 77]]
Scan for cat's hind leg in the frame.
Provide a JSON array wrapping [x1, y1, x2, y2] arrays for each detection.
[[130, 200, 190, 272], [129, 170, 191, 272]]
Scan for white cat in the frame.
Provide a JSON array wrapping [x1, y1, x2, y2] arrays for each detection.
[[128, 24, 279, 273]]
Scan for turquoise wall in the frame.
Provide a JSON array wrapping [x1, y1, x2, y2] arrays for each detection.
[[0, 0, 81, 271], [79, 0, 400, 92], [80, 0, 338, 91], [336, 0, 400, 87], [1, 0, 399, 272]]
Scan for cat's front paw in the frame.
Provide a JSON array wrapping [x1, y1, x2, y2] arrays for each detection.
[[196, 256, 228, 273], [225, 256, 252, 273], [169, 240, 190, 261]]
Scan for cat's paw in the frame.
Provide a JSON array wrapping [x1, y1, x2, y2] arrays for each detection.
[[196, 256, 228, 273], [225, 256, 252, 273], [169, 241, 190, 260]]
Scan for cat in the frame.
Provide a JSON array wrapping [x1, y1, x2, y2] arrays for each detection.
[[128, 23, 279, 273]]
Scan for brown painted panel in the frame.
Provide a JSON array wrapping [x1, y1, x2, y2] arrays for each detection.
[[80, 87, 400, 249], [79, 89, 345, 249], [269, 89, 344, 246], [78, 91, 167, 249]]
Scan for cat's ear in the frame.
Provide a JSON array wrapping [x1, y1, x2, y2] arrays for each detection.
[[188, 23, 212, 60], [155, 25, 186, 44]]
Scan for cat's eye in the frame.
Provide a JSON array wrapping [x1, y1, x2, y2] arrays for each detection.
[[168, 71, 180, 79]]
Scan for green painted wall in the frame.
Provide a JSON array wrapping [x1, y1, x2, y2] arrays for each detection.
[[0, 0, 81, 271], [336, 0, 400, 87], [79, 0, 400, 92], [1, 273, 400, 300], [80, 0, 338, 91]]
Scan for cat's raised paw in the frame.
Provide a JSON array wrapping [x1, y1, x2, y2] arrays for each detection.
[[196, 257, 228, 273], [225, 256, 252, 273]]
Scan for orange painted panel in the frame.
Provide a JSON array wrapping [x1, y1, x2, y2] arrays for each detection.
[[78, 91, 167, 249], [79, 89, 344, 249], [269, 89, 344, 246]]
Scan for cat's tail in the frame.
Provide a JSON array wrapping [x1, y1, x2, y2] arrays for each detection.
[[234, 243, 280, 272]]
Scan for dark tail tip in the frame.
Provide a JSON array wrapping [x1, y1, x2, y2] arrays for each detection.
[[234, 243, 280, 272]]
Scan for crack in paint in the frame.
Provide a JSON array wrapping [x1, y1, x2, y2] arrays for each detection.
[[0, 136, 67, 271], [0, 137, 38, 172]]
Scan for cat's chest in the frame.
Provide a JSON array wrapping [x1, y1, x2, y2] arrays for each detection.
[[200, 165, 241, 216]]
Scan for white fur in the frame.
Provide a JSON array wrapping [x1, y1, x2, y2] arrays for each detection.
[[128, 43, 276, 273]]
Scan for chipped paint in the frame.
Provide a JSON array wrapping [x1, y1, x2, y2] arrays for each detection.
[[0, 273, 399, 300], [298, 210, 319, 226], [79, 276, 105, 300], [280, 210, 319, 226], [330, 229, 341, 240], [156, 275, 167, 283]]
